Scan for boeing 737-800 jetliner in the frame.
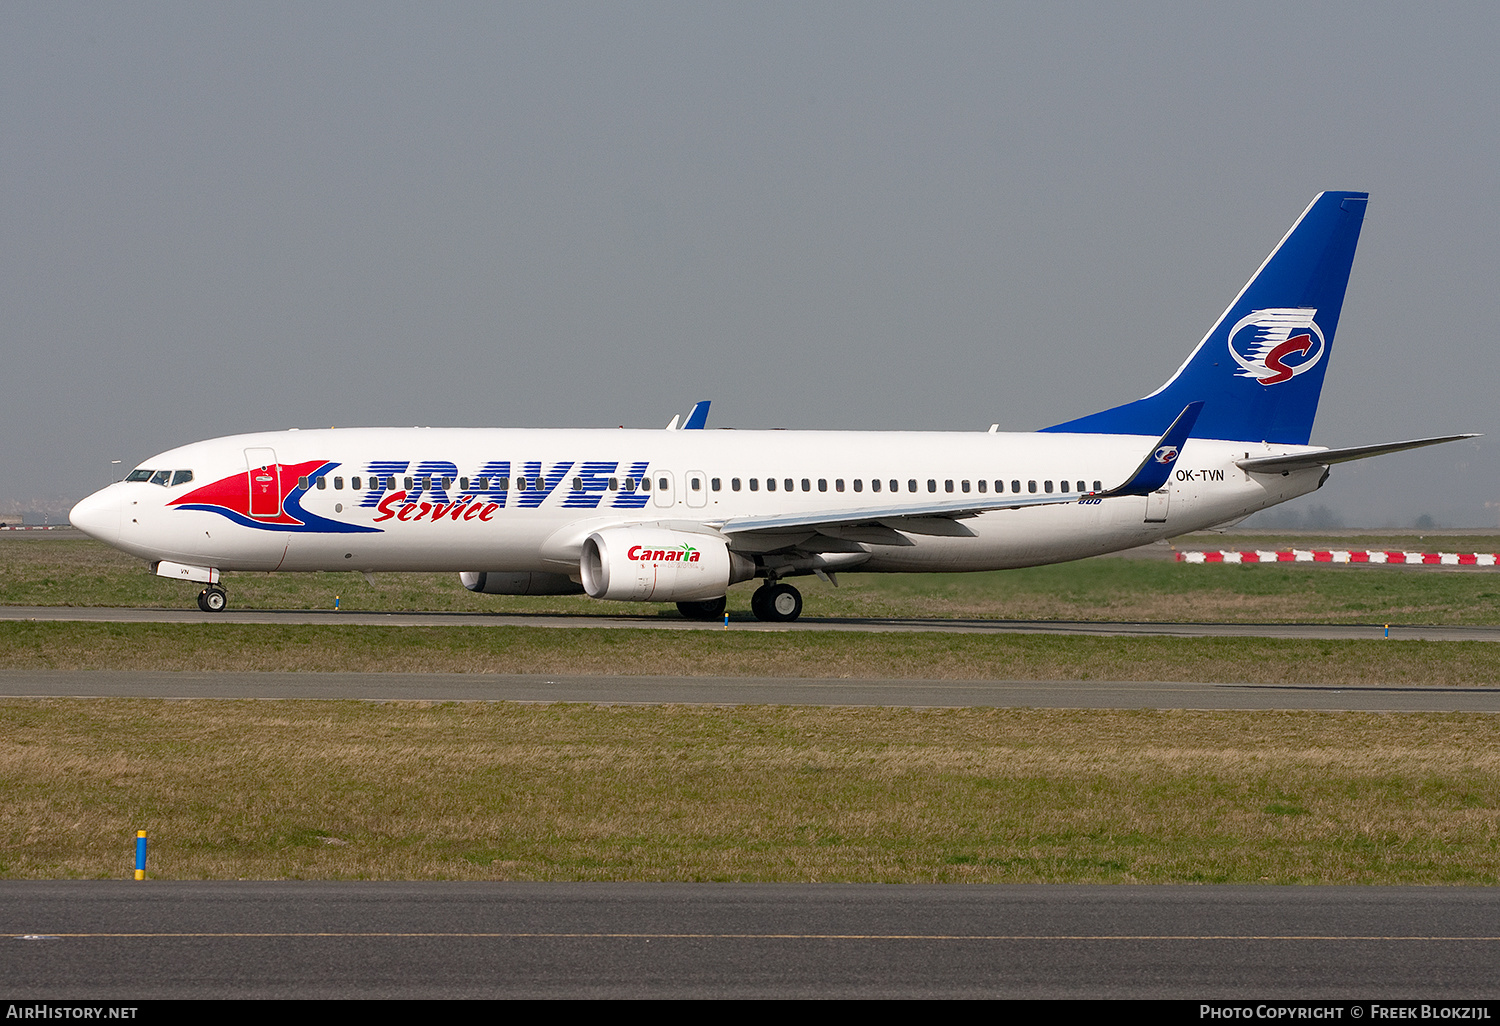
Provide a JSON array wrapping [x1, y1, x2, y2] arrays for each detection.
[[70, 191, 1472, 620]]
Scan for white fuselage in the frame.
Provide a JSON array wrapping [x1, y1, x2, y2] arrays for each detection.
[[71, 426, 1326, 580]]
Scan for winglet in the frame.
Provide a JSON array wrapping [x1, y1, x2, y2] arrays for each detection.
[[683, 401, 711, 430], [1097, 402, 1203, 497], [664, 414, 681, 431]]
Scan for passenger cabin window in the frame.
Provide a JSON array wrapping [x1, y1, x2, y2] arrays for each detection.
[[928, 479, 937, 493], [404, 476, 414, 490], [1044, 480, 1053, 493], [870, 479, 880, 492], [573, 477, 584, 491], [853, 479, 862, 492], [690, 477, 701, 491], [711, 478, 721, 491], [1028, 480, 1037, 493], [351, 476, 362, 490], [766, 478, 776, 491], [749, 478, 758, 491], [892, 480, 900, 492], [834, 479, 843, 492], [1093, 480, 1102, 492], [659, 477, 668, 492], [977, 480, 986, 493], [299, 476, 310, 490], [802, 479, 811, 492], [608, 478, 618, 491], [961, 480, 969, 493], [909, 480, 918, 492], [1013, 480, 1022, 493], [944, 480, 953, 493], [315, 476, 326, 490], [785, 479, 795, 492], [731, 478, 741, 491], [459, 478, 468, 491], [333, 477, 344, 490]]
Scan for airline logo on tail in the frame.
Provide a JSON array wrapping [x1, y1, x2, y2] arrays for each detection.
[[1228, 308, 1325, 386]]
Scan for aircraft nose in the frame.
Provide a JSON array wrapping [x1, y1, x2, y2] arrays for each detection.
[[70, 486, 121, 546]]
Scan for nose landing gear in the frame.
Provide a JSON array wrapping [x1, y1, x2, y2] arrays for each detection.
[[196, 586, 228, 612], [750, 582, 802, 623]]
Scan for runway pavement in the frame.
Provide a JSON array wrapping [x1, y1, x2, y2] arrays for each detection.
[[6, 882, 1500, 998], [3, 669, 1500, 710], [4, 603, 1498, 641]]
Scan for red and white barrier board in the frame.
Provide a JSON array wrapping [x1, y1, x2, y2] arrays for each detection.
[[1178, 549, 1499, 566]]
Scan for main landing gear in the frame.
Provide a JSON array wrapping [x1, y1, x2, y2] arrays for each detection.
[[750, 582, 802, 623], [196, 586, 227, 612]]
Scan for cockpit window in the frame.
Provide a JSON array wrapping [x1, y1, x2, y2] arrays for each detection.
[[127, 468, 194, 486]]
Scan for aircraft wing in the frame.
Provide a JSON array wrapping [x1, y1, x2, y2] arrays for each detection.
[[1235, 434, 1478, 474], [711, 403, 1205, 540], [712, 491, 1078, 537]]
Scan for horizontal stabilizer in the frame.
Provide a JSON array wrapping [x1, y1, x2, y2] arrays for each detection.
[[1235, 434, 1479, 474]]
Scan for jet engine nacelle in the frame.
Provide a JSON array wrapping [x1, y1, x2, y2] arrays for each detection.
[[580, 527, 754, 602], [459, 571, 584, 595]]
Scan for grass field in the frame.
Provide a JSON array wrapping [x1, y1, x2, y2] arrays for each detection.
[[8, 532, 1500, 624], [4, 533, 1497, 885], [3, 621, 1500, 685], [3, 699, 1497, 884]]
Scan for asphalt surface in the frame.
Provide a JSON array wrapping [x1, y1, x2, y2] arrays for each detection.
[[4, 669, 1500, 711], [3, 603, 1497, 641], [6, 882, 1500, 999]]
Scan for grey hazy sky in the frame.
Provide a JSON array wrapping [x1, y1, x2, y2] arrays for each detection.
[[4, 2, 1497, 525]]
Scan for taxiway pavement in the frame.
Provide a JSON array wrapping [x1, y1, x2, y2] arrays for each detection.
[[3, 604, 1496, 642], [3, 669, 1499, 711], [6, 882, 1500, 998]]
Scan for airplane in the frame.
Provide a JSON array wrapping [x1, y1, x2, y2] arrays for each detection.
[[69, 191, 1474, 621]]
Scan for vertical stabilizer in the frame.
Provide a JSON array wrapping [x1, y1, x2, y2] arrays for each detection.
[[1042, 191, 1368, 444]]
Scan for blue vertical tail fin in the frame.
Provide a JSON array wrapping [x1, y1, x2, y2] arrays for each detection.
[[1042, 191, 1368, 445]]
